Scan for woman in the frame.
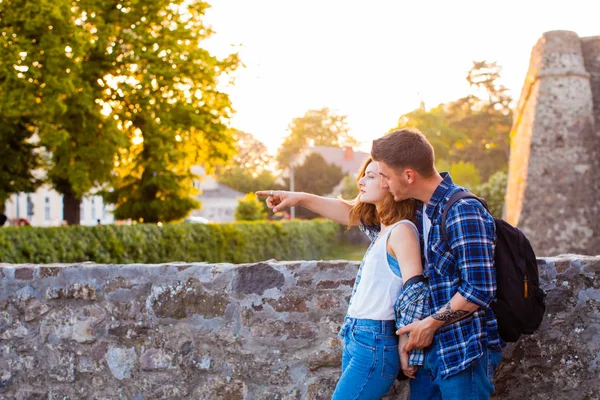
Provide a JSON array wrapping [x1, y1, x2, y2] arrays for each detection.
[[257, 157, 429, 399]]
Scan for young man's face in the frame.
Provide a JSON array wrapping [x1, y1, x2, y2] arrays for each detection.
[[377, 161, 410, 201]]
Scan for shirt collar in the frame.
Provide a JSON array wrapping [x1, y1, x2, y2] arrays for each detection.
[[425, 172, 454, 220]]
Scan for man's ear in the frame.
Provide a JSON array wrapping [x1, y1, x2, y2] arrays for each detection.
[[405, 168, 416, 184]]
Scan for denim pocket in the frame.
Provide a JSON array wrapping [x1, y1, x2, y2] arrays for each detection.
[[381, 345, 400, 381], [486, 350, 503, 382], [350, 329, 376, 351]]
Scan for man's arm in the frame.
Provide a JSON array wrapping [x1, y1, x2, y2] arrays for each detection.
[[255, 190, 354, 225], [397, 199, 496, 350]]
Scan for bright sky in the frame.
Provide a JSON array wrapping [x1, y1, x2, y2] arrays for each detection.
[[204, 0, 599, 154]]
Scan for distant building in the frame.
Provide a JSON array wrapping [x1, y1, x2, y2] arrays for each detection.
[[3, 186, 114, 227], [191, 166, 243, 223], [304, 146, 370, 176]]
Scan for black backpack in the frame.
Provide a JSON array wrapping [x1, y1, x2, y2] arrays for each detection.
[[441, 191, 546, 342]]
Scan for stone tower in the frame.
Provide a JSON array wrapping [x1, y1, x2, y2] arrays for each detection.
[[505, 31, 600, 256]]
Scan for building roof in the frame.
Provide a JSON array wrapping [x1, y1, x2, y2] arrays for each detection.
[[306, 146, 370, 176], [196, 183, 244, 200]]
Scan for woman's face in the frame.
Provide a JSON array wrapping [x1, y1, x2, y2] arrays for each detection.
[[357, 161, 387, 205]]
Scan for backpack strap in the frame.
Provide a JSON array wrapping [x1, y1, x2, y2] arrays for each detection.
[[441, 191, 489, 244]]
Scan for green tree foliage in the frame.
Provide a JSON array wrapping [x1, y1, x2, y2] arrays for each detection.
[[445, 161, 482, 190], [0, 0, 127, 224], [216, 131, 279, 194], [396, 61, 513, 181], [288, 153, 345, 196], [0, 0, 239, 224], [92, 1, 239, 223], [474, 170, 507, 218], [277, 108, 358, 168], [234, 193, 267, 221], [339, 175, 359, 200], [0, 118, 42, 210], [285, 152, 345, 219]]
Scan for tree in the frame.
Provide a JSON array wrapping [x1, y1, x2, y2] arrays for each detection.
[[0, 0, 128, 224], [218, 168, 278, 196], [283, 152, 344, 219], [0, 0, 239, 224], [216, 131, 280, 194], [474, 170, 507, 218], [394, 61, 513, 181], [92, 1, 239, 223], [0, 118, 42, 211], [234, 192, 267, 221], [339, 175, 360, 200], [277, 108, 358, 168]]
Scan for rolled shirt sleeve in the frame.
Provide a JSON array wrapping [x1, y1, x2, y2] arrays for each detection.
[[395, 280, 430, 366]]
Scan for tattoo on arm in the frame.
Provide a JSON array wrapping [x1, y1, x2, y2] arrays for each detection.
[[431, 303, 471, 325]]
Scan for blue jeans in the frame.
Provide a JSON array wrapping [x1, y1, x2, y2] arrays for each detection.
[[409, 341, 503, 400], [332, 318, 399, 400]]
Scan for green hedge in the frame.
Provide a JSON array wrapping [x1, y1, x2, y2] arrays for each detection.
[[0, 220, 339, 264]]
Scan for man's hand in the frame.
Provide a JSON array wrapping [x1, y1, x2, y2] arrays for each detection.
[[396, 317, 443, 352], [255, 190, 303, 213]]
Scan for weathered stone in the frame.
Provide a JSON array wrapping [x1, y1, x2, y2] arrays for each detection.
[[266, 293, 308, 312], [1, 323, 29, 339], [0, 367, 12, 387], [150, 279, 229, 319], [72, 319, 96, 343], [48, 351, 75, 382], [37, 266, 61, 278], [105, 346, 136, 380], [76, 356, 96, 373], [316, 279, 355, 289], [15, 391, 47, 400], [140, 348, 176, 370], [307, 350, 341, 371], [316, 294, 341, 310], [0, 258, 598, 399], [232, 263, 285, 295], [505, 30, 600, 256], [14, 267, 34, 280], [23, 299, 50, 322], [104, 276, 134, 292], [45, 283, 96, 300]]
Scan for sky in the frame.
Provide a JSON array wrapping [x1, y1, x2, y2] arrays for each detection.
[[203, 0, 600, 154]]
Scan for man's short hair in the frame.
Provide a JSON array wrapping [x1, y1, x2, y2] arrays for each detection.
[[371, 128, 436, 177]]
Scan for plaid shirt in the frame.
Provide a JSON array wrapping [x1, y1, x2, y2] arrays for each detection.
[[416, 172, 503, 378], [395, 279, 430, 366], [339, 223, 429, 366]]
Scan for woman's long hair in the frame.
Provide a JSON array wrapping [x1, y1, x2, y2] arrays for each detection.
[[348, 157, 415, 227]]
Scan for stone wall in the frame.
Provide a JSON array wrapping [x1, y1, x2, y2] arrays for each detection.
[[505, 30, 600, 256], [0, 257, 599, 400]]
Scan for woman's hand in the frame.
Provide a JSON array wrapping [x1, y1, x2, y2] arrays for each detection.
[[399, 334, 418, 379], [255, 190, 304, 213]]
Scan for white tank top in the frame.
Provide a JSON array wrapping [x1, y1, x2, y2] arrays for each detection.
[[347, 220, 419, 321]]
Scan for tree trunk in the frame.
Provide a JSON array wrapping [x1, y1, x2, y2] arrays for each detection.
[[63, 193, 81, 226]]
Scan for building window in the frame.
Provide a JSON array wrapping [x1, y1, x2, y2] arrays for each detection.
[[45, 197, 51, 221], [91, 198, 96, 221], [80, 200, 85, 223]]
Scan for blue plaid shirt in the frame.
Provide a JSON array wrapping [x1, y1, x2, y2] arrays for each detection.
[[340, 223, 430, 366], [416, 172, 503, 378]]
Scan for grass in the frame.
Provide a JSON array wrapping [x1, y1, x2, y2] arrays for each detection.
[[322, 242, 368, 261]]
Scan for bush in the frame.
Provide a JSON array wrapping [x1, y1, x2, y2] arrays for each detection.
[[234, 193, 267, 221], [474, 171, 507, 218], [0, 220, 338, 264]]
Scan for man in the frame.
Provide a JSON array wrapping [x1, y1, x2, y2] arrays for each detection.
[[371, 128, 503, 399]]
